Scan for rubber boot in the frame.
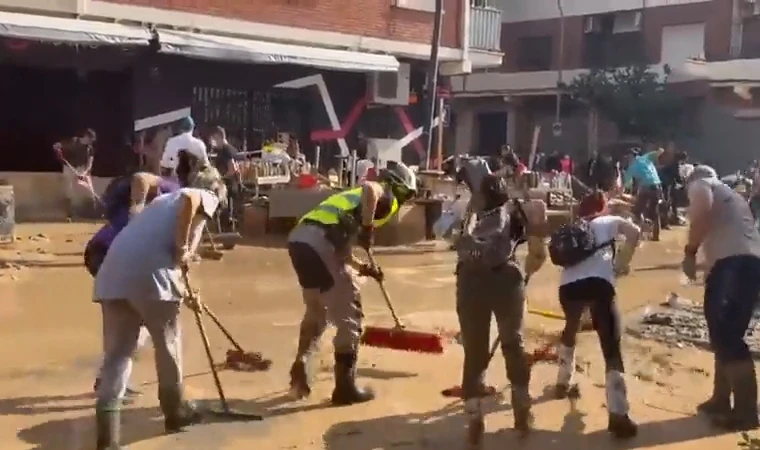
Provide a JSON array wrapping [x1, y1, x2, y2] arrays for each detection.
[[605, 370, 638, 439], [159, 386, 203, 434], [331, 352, 375, 406], [696, 358, 731, 417], [554, 344, 580, 399], [95, 401, 123, 450], [511, 385, 533, 436], [289, 321, 322, 400], [713, 360, 759, 431], [464, 398, 484, 449]]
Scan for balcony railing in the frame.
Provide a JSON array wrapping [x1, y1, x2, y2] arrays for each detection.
[[469, 5, 502, 52]]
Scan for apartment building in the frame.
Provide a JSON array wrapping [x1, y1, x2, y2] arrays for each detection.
[[452, 0, 760, 173]]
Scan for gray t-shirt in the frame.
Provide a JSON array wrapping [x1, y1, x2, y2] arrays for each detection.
[[461, 157, 492, 193], [94, 188, 214, 302], [690, 177, 760, 266]]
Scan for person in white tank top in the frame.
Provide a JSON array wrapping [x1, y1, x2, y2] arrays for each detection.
[[683, 165, 760, 431]]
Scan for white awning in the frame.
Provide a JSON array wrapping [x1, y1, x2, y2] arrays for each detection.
[[157, 29, 399, 73], [0, 11, 152, 46]]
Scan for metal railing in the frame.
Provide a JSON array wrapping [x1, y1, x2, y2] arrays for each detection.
[[469, 5, 502, 52]]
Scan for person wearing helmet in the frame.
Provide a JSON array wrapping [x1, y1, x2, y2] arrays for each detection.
[[682, 165, 760, 431], [92, 169, 226, 450], [287, 161, 417, 405], [86, 171, 179, 399], [456, 174, 548, 444]]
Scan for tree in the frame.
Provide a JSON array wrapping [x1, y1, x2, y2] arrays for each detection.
[[567, 64, 686, 142]]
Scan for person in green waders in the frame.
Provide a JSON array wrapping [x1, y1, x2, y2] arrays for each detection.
[[286, 162, 418, 405]]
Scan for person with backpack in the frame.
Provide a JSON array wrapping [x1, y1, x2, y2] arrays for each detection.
[[456, 174, 547, 445], [547, 191, 641, 439], [683, 165, 760, 431]]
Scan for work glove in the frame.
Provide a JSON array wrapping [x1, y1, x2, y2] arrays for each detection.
[[681, 248, 698, 282], [357, 225, 375, 250], [614, 241, 636, 277], [358, 263, 384, 282]]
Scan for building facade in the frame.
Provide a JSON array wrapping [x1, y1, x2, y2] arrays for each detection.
[[0, 0, 504, 217], [453, 0, 760, 173]]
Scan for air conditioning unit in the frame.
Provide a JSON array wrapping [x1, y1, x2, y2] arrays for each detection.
[[393, 0, 436, 13], [742, 0, 760, 16], [584, 16, 601, 34], [367, 62, 411, 106], [613, 11, 643, 33]]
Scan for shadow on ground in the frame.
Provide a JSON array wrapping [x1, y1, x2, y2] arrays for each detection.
[[323, 396, 726, 450]]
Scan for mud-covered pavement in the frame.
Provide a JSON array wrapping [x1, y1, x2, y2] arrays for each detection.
[[0, 223, 753, 449]]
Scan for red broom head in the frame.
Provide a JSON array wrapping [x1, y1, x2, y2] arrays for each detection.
[[361, 326, 444, 354]]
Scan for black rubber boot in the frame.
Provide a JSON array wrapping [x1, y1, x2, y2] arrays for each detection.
[[289, 360, 311, 400], [464, 398, 484, 449], [159, 386, 203, 434], [95, 402, 123, 450], [331, 352, 375, 406], [511, 386, 533, 436], [608, 413, 638, 439], [697, 359, 731, 417], [713, 360, 759, 431]]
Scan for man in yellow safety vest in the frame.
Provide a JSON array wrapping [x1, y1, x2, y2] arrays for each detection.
[[287, 161, 417, 405]]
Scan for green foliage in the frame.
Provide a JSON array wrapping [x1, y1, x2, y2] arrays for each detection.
[[567, 64, 686, 142]]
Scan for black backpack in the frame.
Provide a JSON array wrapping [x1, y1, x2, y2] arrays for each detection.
[[548, 219, 614, 268]]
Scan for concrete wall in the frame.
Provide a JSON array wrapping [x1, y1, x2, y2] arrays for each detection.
[[0, 0, 79, 14], [496, 0, 712, 23], [678, 104, 760, 174], [0, 172, 112, 222]]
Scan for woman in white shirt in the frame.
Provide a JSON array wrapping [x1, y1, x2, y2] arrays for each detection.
[[554, 192, 641, 439]]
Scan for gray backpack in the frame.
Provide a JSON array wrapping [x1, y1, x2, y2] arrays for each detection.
[[457, 203, 523, 269]]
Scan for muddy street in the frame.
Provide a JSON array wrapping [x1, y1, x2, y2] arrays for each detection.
[[0, 223, 750, 450]]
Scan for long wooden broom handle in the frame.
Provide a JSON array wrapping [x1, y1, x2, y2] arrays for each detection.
[[365, 250, 404, 329]]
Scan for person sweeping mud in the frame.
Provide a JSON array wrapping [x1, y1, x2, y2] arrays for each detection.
[[456, 174, 548, 444], [287, 162, 417, 405], [86, 171, 179, 398], [92, 165, 226, 449], [549, 191, 640, 439], [682, 165, 760, 431]]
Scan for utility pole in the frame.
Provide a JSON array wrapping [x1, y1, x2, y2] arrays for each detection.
[[423, 0, 444, 169]]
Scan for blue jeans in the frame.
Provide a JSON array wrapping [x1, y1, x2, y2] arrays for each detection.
[[704, 255, 760, 362]]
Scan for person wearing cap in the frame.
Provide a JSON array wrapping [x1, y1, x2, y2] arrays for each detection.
[[286, 161, 417, 406], [683, 165, 760, 431], [86, 171, 179, 398], [91, 166, 226, 449], [160, 117, 208, 179], [623, 147, 665, 240]]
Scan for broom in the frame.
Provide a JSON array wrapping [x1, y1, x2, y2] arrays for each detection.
[[360, 250, 444, 354]]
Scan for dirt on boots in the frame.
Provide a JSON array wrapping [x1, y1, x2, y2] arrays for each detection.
[[159, 387, 203, 434], [712, 360, 759, 431], [331, 352, 375, 406], [696, 359, 731, 417], [95, 402, 123, 450], [289, 360, 312, 400]]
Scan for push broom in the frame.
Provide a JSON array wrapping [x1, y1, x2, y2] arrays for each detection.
[[360, 250, 444, 354]]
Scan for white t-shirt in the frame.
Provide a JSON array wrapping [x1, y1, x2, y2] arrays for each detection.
[[560, 215, 629, 286], [160, 132, 209, 171]]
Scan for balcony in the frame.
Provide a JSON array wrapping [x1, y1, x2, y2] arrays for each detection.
[[470, 4, 502, 52]]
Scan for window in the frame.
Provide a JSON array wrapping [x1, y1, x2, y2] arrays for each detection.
[[516, 36, 553, 71], [613, 11, 642, 34]]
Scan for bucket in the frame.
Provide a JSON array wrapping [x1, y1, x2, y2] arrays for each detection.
[[0, 184, 15, 243]]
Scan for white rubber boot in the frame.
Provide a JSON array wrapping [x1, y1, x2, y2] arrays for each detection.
[[605, 370, 638, 439], [554, 344, 579, 399]]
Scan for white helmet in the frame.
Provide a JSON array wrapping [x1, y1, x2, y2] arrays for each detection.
[[380, 161, 417, 202]]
